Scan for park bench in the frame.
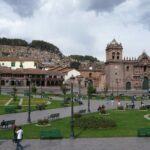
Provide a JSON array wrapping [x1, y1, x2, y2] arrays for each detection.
[[137, 128, 150, 137], [48, 113, 60, 120], [0, 120, 15, 128], [144, 105, 150, 109], [126, 104, 135, 109], [78, 109, 86, 114], [40, 129, 63, 139]]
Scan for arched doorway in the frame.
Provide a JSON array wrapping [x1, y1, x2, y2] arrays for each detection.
[[126, 82, 131, 90], [142, 77, 149, 90]]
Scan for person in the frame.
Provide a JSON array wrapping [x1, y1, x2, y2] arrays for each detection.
[[1, 120, 5, 128], [12, 124, 17, 143], [16, 126, 23, 150], [141, 99, 144, 107]]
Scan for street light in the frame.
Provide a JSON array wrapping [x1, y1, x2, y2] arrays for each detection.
[[77, 75, 83, 100], [40, 75, 43, 99], [70, 75, 75, 139], [0, 72, 1, 95], [87, 80, 91, 112], [27, 75, 31, 123], [116, 79, 119, 96]]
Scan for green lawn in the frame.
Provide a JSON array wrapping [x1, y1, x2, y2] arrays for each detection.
[[0, 110, 150, 139], [0, 95, 79, 114]]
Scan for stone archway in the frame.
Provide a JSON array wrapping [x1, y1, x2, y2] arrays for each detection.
[[142, 76, 149, 90], [126, 82, 131, 90]]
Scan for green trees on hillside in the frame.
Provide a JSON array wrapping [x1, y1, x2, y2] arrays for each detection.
[[0, 37, 62, 56], [30, 40, 61, 55], [69, 55, 98, 62], [0, 38, 28, 46]]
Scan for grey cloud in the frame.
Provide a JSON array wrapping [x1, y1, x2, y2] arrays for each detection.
[[138, 1, 150, 29], [80, 0, 126, 12], [5, 0, 40, 17]]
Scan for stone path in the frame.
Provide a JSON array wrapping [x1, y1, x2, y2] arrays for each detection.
[[0, 100, 150, 125], [4, 98, 13, 106], [0, 138, 150, 150]]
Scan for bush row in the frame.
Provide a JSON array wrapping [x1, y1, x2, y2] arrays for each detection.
[[74, 115, 116, 129]]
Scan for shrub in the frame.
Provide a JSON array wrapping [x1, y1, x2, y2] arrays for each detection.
[[139, 106, 147, 110], [98, 105, 106, 114], [36, 104, 46, 110], [117, 106, 124, 110], [75, 115, 116, 129], [5, 106, 16, 113], [73, 113, 82, 119], [16, 105, 22, 109], [37, 118, 49, 125]]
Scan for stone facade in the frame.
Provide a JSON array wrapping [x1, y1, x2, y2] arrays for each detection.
[[105, 39, 150, 90]]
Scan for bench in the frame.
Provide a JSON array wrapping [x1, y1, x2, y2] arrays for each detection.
[[48, 113, 60, 120], [40, 129, 63, 139], [137, 128, 150, 137], [144, 105, 150, 109], [0, 120, 15, 128], [126, 104, 135, 109], [78, 109, 86, 114]]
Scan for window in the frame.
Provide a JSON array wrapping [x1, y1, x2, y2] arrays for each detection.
[[112, 52, 115, 59], [20, 62, 23, 68], [89, 73, 92, 78], [117, 52, 120, 60], [144, 66, 147, 72], [126, 66, 129, 71], [11, 62, 15, 67]]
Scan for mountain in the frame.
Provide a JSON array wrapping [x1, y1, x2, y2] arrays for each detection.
[[0, 37, 103, 69]]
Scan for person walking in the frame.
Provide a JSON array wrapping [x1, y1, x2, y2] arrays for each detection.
[[16, 126, 23, 150], [12, 124, 17, 143]]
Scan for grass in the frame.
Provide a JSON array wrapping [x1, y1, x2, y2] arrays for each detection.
[[0, 95, 79, 115], [0, 109, 150, 139]]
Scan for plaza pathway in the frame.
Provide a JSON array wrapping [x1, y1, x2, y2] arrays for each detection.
[[0, 99, 150, 125], [0, 138, 150, 150]]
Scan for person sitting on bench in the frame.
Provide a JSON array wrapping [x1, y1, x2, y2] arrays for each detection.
[[1, 120, 5, 127]]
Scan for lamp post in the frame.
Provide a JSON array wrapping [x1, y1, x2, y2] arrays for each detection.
[[116, 79, 119, 96], [0, 72, 1, 95], [12, 78, 17, 101], [87, 79, 91, 112], [27, 75, 31, 123], [40, 75, 42, 99], [70, 75, 75, 139], [77, 75, 83, 100]]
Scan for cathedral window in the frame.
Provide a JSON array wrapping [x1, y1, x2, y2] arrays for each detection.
[[112, 52, 115, 59], [144, 66, 147, 72], [117, 52, 120, 60], [126, 66, 129, 71], [89, 73, 92, 78]]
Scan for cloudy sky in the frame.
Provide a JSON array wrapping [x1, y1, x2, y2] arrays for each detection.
[[0, 0, 150, 61]]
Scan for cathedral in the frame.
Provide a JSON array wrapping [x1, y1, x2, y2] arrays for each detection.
[[105, 39, 150, 91]]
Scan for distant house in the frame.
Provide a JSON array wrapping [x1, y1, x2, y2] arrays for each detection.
[[0, 57, 40, 69], [47, 66, 80, 82]]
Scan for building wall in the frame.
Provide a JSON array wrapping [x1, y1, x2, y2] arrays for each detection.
[[0, 61, 36, 69], [105, 39, 150, 90]]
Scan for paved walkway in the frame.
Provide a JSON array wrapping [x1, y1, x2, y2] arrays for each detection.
[[0, 138, 150, 150], [0, 100, 150, 125]]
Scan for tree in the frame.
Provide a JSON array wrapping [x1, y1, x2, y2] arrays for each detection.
[[32, 84, 37, 94], [103, 84, 109, 97], [13, 87, 17, 101], [87, 83, 96, 98], [70, 61, 81, 69], [60, 83, 69, 103]]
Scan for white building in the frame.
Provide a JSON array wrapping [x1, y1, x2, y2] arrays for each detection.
[[0, 57, 40, 69]]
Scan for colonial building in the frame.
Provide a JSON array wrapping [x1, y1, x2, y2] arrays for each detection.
[[105, 39, 150, 91], [0, 67, 64, 87], [0, 57, 41, 69]]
